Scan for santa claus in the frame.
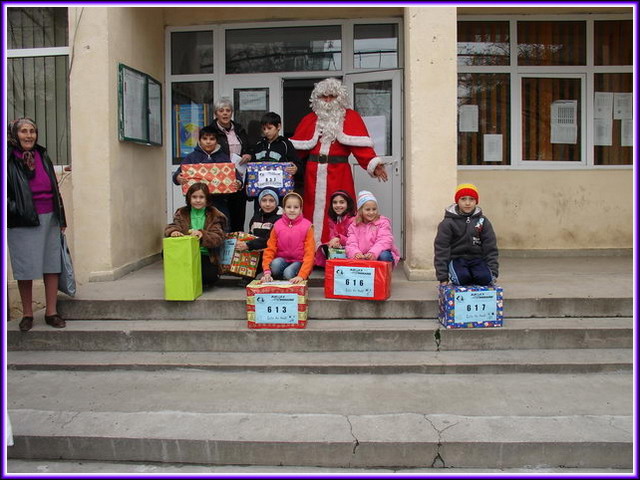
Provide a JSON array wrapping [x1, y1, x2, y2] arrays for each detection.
[[290, 78, 388, 246]]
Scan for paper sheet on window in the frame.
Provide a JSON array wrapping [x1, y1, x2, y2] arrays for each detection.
[[459, 105, 479, 133], [483, 134, 502, 163], [594, 92, 613, 119], [550, 100, 577, 144], [594, 117, 612, 146], [362, 115, 387, 156], [621, 119, 633, 147], [613, 93, 632, 120], [238, 90, 267, 111]]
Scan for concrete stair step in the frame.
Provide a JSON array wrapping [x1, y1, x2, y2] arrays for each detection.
[[7, 370, 633, 468], [57, 289, 633, 319], [7, 318, 633, 352], [7, 348, 632, 374], [8, 410, 632, 469]]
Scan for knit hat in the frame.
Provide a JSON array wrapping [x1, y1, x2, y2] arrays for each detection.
[[454, 183, 479, 203], [356, 190, 377, 209], [258, 188, 279, 204]]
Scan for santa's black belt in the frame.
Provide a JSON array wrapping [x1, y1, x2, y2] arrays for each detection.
[[308, 154, 349, 164]]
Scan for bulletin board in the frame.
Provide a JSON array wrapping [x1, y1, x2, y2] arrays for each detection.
[[118, 64, 162, 146]]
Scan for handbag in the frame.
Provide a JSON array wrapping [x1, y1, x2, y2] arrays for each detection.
[[59, 232, 76, 297]]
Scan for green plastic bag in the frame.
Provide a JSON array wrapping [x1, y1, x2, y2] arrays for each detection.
[[163, 236, 203, 301]]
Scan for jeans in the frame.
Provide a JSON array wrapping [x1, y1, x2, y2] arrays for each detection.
[[448, 257, 493, 286], [270, 257, 302, 280], [378, 250, 394, 263]]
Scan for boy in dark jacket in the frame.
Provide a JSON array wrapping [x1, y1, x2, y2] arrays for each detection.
[[235, 188, 282, 252], [251, 112, 303, 197], [173, 126, 242, 228], [433, 183, 499, 286]]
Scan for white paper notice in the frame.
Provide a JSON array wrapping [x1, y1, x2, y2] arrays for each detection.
[[362, 115, 387, 156], [613, 93, 632, 120], [594, 117, 612, 146], [483, 134, 503, 163], [239, 90, 267, 111], [230, 153, 247, 177], [594, 92, 613, 119], [621, 119, 633, 147], [550, 100, 577, 144], [459, 105, 479, 133]]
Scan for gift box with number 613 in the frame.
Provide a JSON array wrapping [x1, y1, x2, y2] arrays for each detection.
[[246, 280, 308, 329], [324, 259, 392, 301]]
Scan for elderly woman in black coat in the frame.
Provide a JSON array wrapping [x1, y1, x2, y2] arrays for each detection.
[[7, 118, 67, 331]]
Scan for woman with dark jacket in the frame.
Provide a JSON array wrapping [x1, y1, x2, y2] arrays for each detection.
[[7, 118, 67, 331], [209, 98, 252, 232]]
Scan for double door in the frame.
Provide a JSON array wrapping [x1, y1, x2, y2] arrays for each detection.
[[168, 70, 403, 252]]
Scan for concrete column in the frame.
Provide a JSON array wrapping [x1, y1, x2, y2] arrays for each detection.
[[403, 7, 458, 280], [69, 7, 166, 283], [69, 7, 112, 283]]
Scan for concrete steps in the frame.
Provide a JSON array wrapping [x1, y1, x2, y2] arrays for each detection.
[[7, 370, 633, 469], [6, 348, 632, 374], [7, 255, 634, 470], [56, 287, 633, 319]]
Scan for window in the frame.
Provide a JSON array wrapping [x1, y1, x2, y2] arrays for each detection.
[[7, 7, 70, 165], [171, 82, 214, 163], [458, 73, 510, 165], [171, 31, 213, 75], [354, 24, 398, 69], [457, 16, 632, 167], [226, 26, 341, 73]]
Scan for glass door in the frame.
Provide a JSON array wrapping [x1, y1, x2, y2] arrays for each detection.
[[344, 70, 403, 253]]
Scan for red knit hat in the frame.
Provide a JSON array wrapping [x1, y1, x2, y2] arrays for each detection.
[[455, 183, 479, 203]]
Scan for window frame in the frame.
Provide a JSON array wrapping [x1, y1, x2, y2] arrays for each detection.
[[457, 13, 633, 171]]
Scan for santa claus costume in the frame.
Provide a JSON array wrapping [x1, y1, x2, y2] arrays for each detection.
[[290, 78, 382, 247]]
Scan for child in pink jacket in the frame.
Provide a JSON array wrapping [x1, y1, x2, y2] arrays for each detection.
[[346, 190, 400, 267], [315, 190, 357, 266]]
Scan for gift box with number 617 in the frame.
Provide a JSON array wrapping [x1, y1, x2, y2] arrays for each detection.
[[438, 284, 504, 329], [246, 280, 308, 329], [324, 259, 392, 301], [245, 162, 294, 198]]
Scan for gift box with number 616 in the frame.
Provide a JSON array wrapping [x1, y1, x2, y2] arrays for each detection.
[[246, 280, 308, 329], [324, 259, 392, 301], [438, 284, 504, 329], [245, 162, 295, 198]]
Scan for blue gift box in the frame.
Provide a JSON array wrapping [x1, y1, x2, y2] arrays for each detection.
[[438, 284, 504, 329], [245, 162, 295, 198]]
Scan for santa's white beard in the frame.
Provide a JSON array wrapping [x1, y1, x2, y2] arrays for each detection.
[[313, 99, 345, 144]]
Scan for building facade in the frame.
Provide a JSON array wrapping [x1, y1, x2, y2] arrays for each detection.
[[5, 5, 634, 303]]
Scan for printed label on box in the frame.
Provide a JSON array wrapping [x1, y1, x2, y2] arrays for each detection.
[[453, 290, 497, 323], [333, 266, 374, 297], [255, 293, 298, 324], [257, 169, 284, 189], [220, 238, 237, 265]]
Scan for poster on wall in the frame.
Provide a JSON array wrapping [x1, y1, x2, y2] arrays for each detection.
[[174, 104, 209, 158]]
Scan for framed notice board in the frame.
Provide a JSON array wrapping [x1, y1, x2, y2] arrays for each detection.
[[118, 64, 162, 146]]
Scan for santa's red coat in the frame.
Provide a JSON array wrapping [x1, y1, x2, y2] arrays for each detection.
[[290, 109, 381, 245]]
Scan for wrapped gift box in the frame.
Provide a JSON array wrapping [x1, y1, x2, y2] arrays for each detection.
[[438, 284, 504, 329], [245, 162, 294, 197], [181, 163, 238, 194], [219, 232, 261, 278], [246, 280, 308, 329], [163, 236, 202, 301], [327, 247, 347, 259], [325, 259, 392, 301]]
